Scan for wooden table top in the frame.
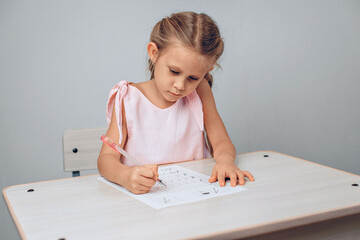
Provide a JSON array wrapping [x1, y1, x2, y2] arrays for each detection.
[[3, 151, 360, 239]]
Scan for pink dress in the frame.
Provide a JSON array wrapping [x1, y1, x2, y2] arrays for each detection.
[[106, 80, 211, 166]]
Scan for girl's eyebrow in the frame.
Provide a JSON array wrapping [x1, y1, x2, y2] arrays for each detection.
[[169, 65, 181, 72], [168, 65, 201, 79]]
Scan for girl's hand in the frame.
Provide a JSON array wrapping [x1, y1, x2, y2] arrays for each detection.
[[208, 162, 254, 187], [123, 164, 159, 194]]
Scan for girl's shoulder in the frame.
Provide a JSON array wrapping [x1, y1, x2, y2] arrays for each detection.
[[129, 80, 155, 103], [130, 81, 149, 92]]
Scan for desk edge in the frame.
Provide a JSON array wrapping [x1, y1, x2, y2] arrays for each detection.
[[194, 204, 360, 239]]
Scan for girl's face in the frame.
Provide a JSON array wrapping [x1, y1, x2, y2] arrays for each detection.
[[149, 42, 214, 108]]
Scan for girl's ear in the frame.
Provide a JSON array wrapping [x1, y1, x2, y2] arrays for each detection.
[[147, 42, 159, 62]]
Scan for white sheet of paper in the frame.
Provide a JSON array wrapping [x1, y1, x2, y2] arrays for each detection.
[[98, 165, 247, 209]]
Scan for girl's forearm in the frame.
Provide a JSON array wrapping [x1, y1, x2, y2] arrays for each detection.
[[97, 153, 129, 185]]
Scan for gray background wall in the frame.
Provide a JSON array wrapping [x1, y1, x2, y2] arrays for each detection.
[[1, 0, 359, 239]]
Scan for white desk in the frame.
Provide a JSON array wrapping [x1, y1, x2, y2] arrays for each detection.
[[3, 151, 360, 239]]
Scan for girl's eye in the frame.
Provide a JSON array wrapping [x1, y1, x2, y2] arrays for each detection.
[[189, 76, 199, 81], [170, 69, 180, 75]]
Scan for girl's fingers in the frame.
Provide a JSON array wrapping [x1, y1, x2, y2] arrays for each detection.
[[130, 181, 152, 194], [243, 170, 255, 181], [140, 166, 157, 179], [235, 170, 245, 185], [132, 187, 150, 195], [139, 176, 157, 187], [209, 165, 255, 187], [137, 167, 157, 187], [218, 172, 226, 187], [229, 172, 238, 187], [128, 166, 157, 194], [146, 164, 159, 178], [131, 175, 157, 192], [208, 168, 218, 183]]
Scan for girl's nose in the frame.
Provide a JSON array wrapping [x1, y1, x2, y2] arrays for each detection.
[[173, 78, 186, 92]]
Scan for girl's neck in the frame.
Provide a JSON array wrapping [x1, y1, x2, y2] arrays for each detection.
[[133, 80, 176, 109]]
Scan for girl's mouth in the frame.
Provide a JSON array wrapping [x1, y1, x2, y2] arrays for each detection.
[[170, 92, 181, 97]]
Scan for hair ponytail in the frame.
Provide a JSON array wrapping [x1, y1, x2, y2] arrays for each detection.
[[148, 58, 155, 80], [204, 73, 213, 88]]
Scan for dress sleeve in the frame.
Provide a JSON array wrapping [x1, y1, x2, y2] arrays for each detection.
[[106, 80, 129, 144], [186, 90, 204, 131], [187, 90, 213, 156]]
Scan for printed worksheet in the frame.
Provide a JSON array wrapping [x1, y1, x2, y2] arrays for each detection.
[[98, 165, 247, 209]]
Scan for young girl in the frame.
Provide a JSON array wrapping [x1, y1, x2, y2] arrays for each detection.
[[98, 11, 254, 194]]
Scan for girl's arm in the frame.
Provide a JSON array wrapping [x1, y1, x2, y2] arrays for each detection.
[[97, 104, 158, 194], [196, 79, 254, 187]]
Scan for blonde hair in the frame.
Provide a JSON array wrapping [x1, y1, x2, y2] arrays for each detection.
[[148, 11, 224, 87]]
